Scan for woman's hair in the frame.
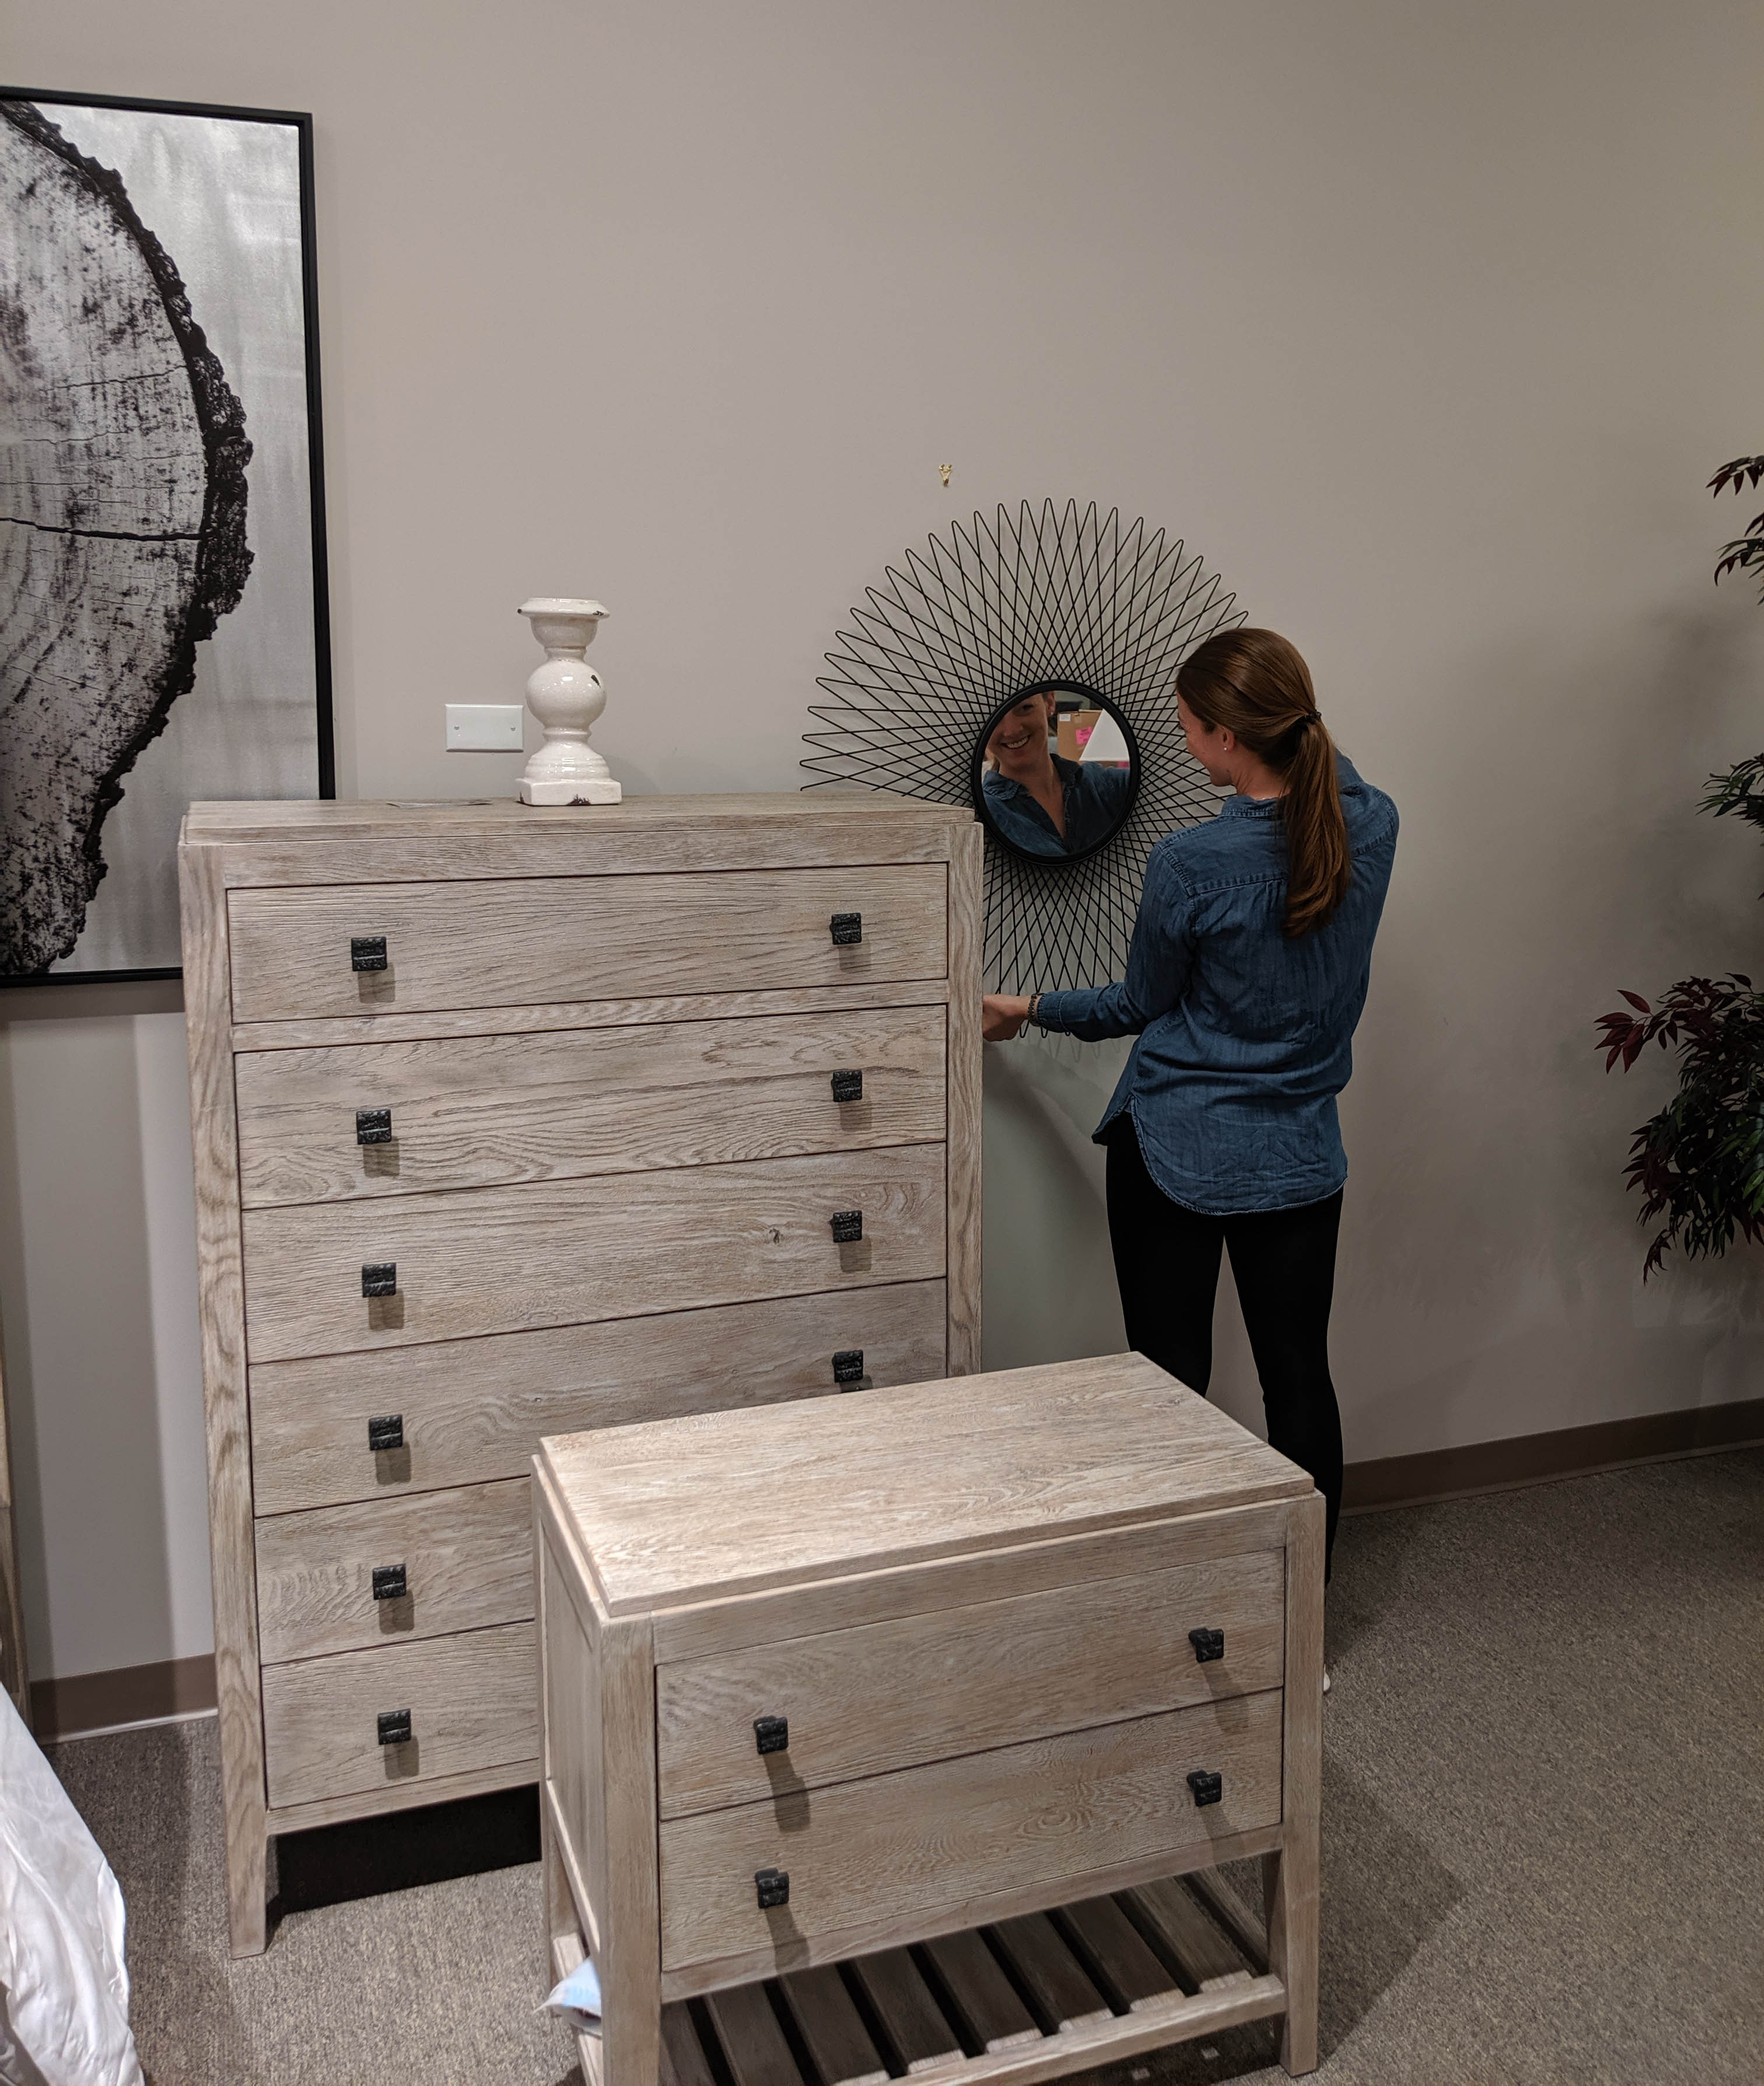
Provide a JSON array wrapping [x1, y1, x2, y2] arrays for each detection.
[[1175, 628, 1350, 937]]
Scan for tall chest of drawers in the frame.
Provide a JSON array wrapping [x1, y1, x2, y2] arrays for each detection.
[[178, 793, 982, 1956]]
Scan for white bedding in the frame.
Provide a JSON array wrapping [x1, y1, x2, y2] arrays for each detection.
[[0, 1692, 142, 2086]]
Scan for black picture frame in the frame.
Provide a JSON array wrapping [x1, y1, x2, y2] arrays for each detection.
[[0, 85, 334, 986]]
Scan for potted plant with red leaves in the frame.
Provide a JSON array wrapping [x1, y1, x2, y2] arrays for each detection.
[[1598, 457, 1764, 1273]]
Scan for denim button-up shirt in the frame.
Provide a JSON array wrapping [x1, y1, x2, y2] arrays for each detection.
[[982, 756, 1133, 858], [1034, 755, 1398, 1214]]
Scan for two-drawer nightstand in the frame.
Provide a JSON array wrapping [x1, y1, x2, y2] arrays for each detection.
[[534, 1352, 1324, 2085]]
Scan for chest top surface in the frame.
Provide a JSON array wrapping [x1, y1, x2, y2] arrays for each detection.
[[181, 792, 969, 846], [541, 1353, 1309, 1616]]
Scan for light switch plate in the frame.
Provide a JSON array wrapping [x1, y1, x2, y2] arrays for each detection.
[[446, 704, 524, 751]]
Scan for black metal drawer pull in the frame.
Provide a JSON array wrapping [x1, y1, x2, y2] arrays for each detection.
[[361, 1262, 397, 1298], [1189, 1627, 1226, 1663], [377, 1709, 411, 1745], [372, 1563, 408, 1601], [831, 1069, 863, 1103], [1187, 1769, 1223, 1807], [368, 1413, 404, 1452], [832, 1349, 864, 1387], [755, 1867, 790, 1909], [754, 1714, 789, 1756], [356, 1107, 393, 1145], [830, 1210, 863, 1244], [830, 912, 862, 946], [351, 935, 388, 972]]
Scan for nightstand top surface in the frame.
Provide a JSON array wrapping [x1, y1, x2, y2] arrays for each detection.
[[540, 1353, 1309, 1616]]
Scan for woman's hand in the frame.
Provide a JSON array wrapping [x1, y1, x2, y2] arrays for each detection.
[[982, 994, 1032, 1041]]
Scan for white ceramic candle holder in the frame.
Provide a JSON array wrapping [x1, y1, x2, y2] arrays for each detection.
[[516, 597, 621, 806]]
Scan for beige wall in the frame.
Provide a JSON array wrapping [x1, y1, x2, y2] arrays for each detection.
[[6, 0, 1763, 1679]]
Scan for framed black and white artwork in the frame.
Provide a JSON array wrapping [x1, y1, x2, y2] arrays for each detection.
[[0, 87, 332, 983]]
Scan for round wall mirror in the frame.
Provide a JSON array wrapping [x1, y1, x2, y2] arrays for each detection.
[[971, 681, 1142, 863]]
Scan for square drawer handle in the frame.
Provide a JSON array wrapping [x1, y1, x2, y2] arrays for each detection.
[[368, 1413, 404, 1452], [830, 1069, 863, 1104], [829, 912, 862, 946], [372, 1563, 408, 1601], [377, 1708, 412, 1746], [755, 1867, 790, 1909], [754, 1714, 789, 1756], [1188, 1627, 1226, 1663], [356, 1107, 393, 1145], [830, 1210, 863, 1245], [351, 935, 388, 972], [362, 1262, 397, 1298], [831, 1349, 865, 1387], [1187, 1769, 1223, 1808]]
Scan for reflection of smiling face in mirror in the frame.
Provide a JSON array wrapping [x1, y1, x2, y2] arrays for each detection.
[[985, 691, 1058, 782], [977, 687, 1139, 860]]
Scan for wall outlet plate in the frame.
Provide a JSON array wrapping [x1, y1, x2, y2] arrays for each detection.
[[446, 704, 524, 751]]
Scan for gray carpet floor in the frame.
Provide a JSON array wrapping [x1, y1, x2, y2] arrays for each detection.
[[44, 1449, 1764, 2086]]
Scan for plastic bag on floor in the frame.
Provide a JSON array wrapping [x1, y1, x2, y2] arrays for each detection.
[[0, 1690, 142, 2086]]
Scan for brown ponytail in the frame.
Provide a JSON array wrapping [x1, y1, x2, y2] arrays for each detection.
[[1174, 628, 1350, 937]]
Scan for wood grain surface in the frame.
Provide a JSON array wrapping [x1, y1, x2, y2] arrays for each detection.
[[229, 977, 953, 1056], [243, 1146, 947, 1363], [234, 1005, 946, 1206], [944, 820, 984, 1376], [539, 1506, 606, 1949], [1124, 1877, 1251, 1990], [1056, 1894, 1178, 2011], [187, 791, 968, 842], [548, 1354, 1308, 1617], [846, 1949, 963, 2071], [778, 1965, 891, 2086], [250, 1282, 949, 1514], [265, 1755, 537, 1837], [260, 1619, 537, 1809], [178, 839, 270, 1955], [656, 1689, 1283, 1973], [986, 1916, 1111, 2032], [705, 1980, 799, 2086], [655, 1550, 1284, 1816], [226, 865, 947, 1021], [649, 1502, 1287, 1667], [919, 1930, 1041, 2053], [254, 1478, 533, 1664], [660, 1824, 1286, 2007], [1268, 1491, 1325, 2074]]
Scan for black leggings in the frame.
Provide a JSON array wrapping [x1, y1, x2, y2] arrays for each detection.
[[1105, 1122, 1344, 1576]]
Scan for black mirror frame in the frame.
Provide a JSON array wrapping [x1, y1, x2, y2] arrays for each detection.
[[970, 681, 1144, 867]]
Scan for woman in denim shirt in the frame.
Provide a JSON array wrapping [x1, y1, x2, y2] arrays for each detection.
[[983, 629, 1398, 1592]]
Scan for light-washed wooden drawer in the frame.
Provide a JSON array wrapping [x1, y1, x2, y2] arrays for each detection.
[[226, 866, 947, 1022], [233, 1006, 946, 1208], [655, 1550, 1284, 1819], [241, 1146, 947, 1364], [656, 1689, 1284, 1975], [254, 1478, 531, 1664], [249, 1281, 950, 1514], [261, 1620, 537, 1810]]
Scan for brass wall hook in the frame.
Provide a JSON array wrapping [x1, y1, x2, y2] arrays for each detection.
[[939, 464, 953, 487]]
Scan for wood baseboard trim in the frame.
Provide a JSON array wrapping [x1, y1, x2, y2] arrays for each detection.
[[1342, 1398, 1764, 1514], [23, 1404, 1764, 1738], [31, 1652, 217, 1742]]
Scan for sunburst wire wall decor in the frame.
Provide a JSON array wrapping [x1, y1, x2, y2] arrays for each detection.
[[803, 500, 1244, 992]]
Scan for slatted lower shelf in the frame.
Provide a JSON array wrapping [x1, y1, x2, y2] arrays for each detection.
[[561, 1875, 1285, 2086]]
